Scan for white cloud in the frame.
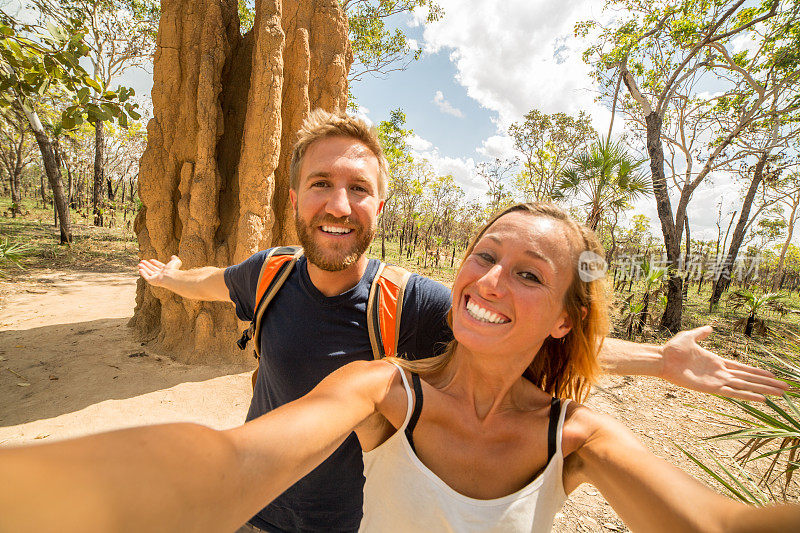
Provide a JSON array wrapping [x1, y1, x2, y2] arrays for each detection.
[[422, 0, 609, 132], [407, 133, 433, 151], [433, 90, 465, 118], [404, 133, 484, 198], [477, 135, 516, 159], [412, 0, 750, 238], [353, 107, 373, 126]]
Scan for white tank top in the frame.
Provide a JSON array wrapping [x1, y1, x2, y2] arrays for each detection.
[[360, 364, 570, 533]]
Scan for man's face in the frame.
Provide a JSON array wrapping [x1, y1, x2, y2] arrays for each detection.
[[289, 136, 385, 272]]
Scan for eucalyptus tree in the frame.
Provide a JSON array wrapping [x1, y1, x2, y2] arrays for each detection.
[[708, 111, 800, 310], [581, 0, 800, 332], [35, 0, 156, 226], [0, 10, 139, 242], [377, 108, 414, 259], [553, 138, 650, 231], [476, 157, 516, 215], [418, 173, 463, 261], [342, 0, 443, 81], [509, 108, 595, 202], [0, 104, 35, 216], [769, 171, 800, 291]]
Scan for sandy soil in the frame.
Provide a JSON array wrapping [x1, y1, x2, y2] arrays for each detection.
[[0, 270, 796, 532], [0, 271, 251, 444]]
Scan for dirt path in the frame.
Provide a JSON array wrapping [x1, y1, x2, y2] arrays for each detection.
[[0, 271, 251, 445], [0, 270, 796, 531]]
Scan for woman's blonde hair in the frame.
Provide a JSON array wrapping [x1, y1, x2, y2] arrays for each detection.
[[391, 202, 610, 401]]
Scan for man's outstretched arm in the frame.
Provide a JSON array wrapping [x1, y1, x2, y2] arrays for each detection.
[[600, 326, 789, 402], [138, 255, 230, 302]]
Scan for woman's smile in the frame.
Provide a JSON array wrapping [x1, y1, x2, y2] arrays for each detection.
[[464, 295, 511, 324]]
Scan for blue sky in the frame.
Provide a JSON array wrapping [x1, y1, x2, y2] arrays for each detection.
[[353, 39, 497, 159], [113, 1, 778, 242]]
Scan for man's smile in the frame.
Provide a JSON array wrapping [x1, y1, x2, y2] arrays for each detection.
[[320, 225, 353, 235]]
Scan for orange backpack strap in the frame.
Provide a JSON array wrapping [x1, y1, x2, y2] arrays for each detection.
[[236, 246, 303, 362], [366, 263, 412, 359]]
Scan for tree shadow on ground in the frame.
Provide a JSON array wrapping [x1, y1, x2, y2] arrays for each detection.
[[0, 317, 250, 427]]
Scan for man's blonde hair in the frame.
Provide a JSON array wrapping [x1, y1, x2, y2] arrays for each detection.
[[289, 109, 389, 198]]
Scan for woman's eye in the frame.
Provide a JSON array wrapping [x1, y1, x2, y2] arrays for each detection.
[[519, 271, 540, 283]]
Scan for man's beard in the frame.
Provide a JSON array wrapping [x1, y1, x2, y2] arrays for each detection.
[[295, 212, 375, 271]]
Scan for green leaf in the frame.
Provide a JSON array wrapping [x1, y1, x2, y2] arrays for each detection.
[[84, 76, 102, 92], [45, 22, 67, 44], [61, 113, 76, 130], [765, 397, 800, 432]]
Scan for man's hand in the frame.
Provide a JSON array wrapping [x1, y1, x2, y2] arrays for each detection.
[[137, 256, 230, 302], [659, 325, 789, 402], [138, 255, 183, 289]]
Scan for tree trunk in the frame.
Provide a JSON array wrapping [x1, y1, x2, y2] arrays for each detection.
[[380, 212, 386, 260], [644, 111, 682, 332], [721, 210, 736, 260], [9, 167, 21, 216], [39, 173, 46, 207], [772, 194, 799, 292], [744, 313, 755, 337], [23, 107, 72, 243], [682, 216, 690, 301], [93, 120, 104, 226], [709, 153, 767, 309], [130, 0, 351, 363], [636, 291, 650, 336], [66, 164, 74, 208], [586, 201, 601, 231]]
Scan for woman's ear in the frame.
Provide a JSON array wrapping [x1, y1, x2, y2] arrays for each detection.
[[550, 310, 573, 339]]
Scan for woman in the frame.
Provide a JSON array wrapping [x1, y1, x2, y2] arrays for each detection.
[[1, 203, 797, 532]]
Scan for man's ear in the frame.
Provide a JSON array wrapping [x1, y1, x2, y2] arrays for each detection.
[[289, 188, 298, 211]]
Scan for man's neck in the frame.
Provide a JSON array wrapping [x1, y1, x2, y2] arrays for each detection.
[[306, 255, 370, 297]]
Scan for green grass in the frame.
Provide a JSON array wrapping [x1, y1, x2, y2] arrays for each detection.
[[0, 196, 138, 275], [608, 270, 800, 365], [367, 234, 461, 286]]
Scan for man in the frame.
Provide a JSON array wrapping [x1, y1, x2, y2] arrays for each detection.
[[139, 109, 786, 532]]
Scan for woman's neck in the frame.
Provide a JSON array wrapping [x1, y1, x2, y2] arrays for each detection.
[[434, 344, 546, 421]]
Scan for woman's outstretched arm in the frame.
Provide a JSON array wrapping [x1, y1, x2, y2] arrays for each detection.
[[565, 406, 800, 533], [0, 360, 396, 533]]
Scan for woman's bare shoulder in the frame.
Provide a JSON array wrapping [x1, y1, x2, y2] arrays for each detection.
[[561, 402, 626, 456], [561, 400, 646, 460]]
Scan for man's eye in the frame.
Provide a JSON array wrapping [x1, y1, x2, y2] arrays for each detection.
[[352, 185, 368, 193], [310, 181, 329, 188]]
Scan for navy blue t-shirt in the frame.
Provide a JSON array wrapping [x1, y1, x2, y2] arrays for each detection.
[[224, 251, 453, 532]]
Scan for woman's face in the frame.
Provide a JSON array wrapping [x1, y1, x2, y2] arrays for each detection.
[[451, 212, 576, 359]]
